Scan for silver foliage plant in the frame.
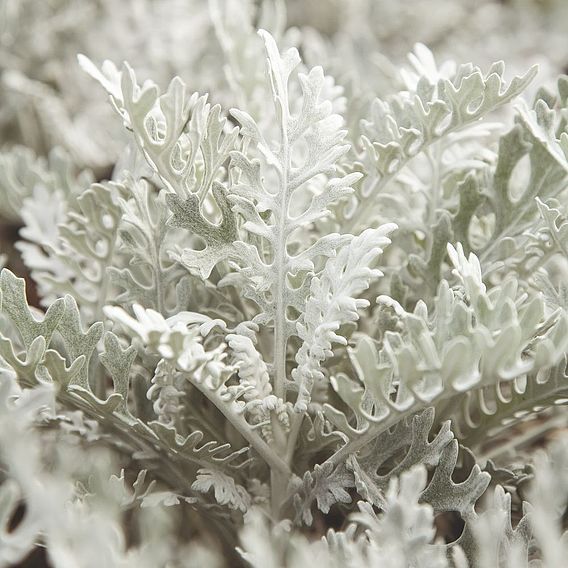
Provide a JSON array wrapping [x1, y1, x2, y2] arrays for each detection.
[[3, 1, 568, 567]]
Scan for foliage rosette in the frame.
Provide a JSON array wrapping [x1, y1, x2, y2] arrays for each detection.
[[2, 2, 568, 567]]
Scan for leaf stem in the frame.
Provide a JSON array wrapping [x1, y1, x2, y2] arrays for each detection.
[[273, 135, 290, 402], [188, 376, 291, 477], [284, 413, 303, 464]]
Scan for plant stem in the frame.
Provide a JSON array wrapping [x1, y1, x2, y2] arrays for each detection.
[[269, 83, 294, 517], [189, 376, 291, 477], [427, 142, 442, 229], [284, 413, 303, 465], [273, 137, 290, 402]]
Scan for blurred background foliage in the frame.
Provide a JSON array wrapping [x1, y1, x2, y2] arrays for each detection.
[[1, 0, 567, 174]]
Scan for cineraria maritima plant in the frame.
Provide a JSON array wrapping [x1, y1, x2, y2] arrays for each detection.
[[3, 1, 568, 567]]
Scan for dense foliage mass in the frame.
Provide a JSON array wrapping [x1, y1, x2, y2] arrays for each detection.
[[2, 1, 568, 566]]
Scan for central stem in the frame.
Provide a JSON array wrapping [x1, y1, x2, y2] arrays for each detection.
[[270, 98, 292, 518], [272, 130, 290, 402], [427, 142, 442, 229]]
